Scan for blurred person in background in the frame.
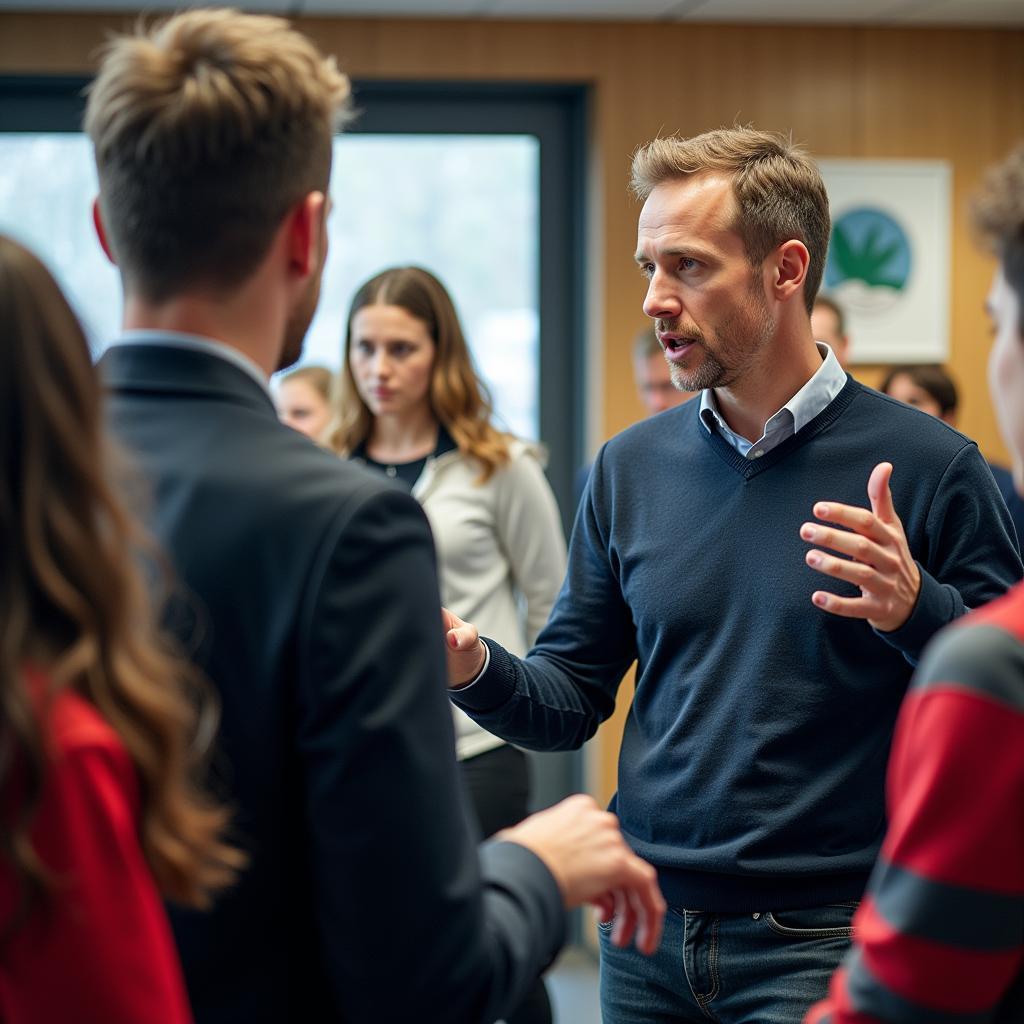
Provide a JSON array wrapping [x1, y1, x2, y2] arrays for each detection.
[[576, 325, 694, 503], [811, 293, 851, 369], [0, 234, 240, 1023], [274, 363, 334, 442], [632, 324, 695, 415], [879, 364, 958, 424], [881, 363, 1024, 549], [331, 264, 568, 1024], [806, 141, 1024, 1024], [88, 11, 663, 1023]]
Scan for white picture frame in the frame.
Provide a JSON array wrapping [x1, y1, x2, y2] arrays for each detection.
[[817, 159, 951, 364]]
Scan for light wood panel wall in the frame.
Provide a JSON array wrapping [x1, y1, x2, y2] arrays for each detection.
[[4, 12, 1023, 807]]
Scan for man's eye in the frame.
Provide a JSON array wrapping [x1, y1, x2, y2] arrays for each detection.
[[680, 257, 698, 272]]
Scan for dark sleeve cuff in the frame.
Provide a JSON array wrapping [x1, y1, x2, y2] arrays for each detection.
[[874, 562, 964, 664], [450, 638, 518, 714], [479, 839, 567, 970]]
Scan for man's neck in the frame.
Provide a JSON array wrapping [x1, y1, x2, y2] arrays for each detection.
[[122, 288, 284, 379], [711, 331, 824, 443]]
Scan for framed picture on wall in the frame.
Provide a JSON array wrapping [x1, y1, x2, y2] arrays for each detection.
[[817, 159, 951, 364]]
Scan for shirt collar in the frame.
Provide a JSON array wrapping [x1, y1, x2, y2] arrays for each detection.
[[107, 330, 271, 396], [699, 342, 847, 454]]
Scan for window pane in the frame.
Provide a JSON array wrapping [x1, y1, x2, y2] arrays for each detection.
[[314, 134, 540, 439], [0, 133, 120, 353], [0, 131, 541, 440]]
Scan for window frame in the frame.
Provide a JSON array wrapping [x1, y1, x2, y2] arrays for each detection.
[[0, 75, 589, 535]]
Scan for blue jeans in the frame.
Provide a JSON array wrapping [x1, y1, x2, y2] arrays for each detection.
[[599, 901, 857, 1024]]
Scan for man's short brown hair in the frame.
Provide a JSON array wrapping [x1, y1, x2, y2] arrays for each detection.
[[85, 8, 351, 302], [972, 143, 1024, 335], [630, 127, 831, 315]]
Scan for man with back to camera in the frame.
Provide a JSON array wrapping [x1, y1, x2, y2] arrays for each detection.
[[442, 126, 1023, 1024], [806, 141, 1024, 1024], [85, 9, 664, 1023]]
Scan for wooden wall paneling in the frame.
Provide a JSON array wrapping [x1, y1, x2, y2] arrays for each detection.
[[857, 27, 1017, 464], [3, 13, 1024, 810]]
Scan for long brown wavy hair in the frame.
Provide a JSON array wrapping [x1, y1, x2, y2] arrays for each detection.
[[0, 235, 242, 938], [329, 266, 512, 482]]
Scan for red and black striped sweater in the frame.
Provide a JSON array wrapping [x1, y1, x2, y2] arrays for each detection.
[[807, 582, 1024, 1023]]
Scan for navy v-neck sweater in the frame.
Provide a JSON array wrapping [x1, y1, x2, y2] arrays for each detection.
[[454, 379, 1023, 911]]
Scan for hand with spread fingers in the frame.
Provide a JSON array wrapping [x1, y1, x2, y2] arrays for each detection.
[[801, 461, 921, 633]]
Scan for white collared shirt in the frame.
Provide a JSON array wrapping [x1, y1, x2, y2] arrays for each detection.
[[699, 342, 847, 459], [107, 330, 271, 397]]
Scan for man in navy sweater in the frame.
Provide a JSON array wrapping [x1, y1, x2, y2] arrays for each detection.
[[444, 127, 1023, 1024]]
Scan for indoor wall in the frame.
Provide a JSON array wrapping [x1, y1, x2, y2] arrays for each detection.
[[3, 11, 1023, 805]]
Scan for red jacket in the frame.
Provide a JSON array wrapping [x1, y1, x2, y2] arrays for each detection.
[[0, 680, 193, 1023]]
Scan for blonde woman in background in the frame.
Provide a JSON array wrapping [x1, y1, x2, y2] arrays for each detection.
[[0, 235, 242, 1023], [331, 265, 567, 1024], [274, 364, 335, 442]]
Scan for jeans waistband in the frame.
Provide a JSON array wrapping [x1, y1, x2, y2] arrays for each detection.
[[655, 866, 869, 913]]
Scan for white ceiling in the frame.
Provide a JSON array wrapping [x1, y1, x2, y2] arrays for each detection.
[[1, 0, 1023, 26]]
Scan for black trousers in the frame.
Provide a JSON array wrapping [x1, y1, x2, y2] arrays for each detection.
[[460, 745, 555, 1024]]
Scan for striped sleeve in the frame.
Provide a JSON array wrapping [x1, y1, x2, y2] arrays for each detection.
[[806, 617, 1024, 1024]]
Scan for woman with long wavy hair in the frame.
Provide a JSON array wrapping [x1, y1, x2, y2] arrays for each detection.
[[330, 265, 567, 1024], [0, 235, 242, 1023]]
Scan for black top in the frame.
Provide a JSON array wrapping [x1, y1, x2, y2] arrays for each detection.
[[354, 425, 458, 490]]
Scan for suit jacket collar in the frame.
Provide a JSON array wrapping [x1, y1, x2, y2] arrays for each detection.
[[98, 340, 277, 418]]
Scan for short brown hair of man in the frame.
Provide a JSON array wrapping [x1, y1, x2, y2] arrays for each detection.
[[972, 142, 1024, 335], [85, 7, 352, 304], [630, 126, 831, 315]]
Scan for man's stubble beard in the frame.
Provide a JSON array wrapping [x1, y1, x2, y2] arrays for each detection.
[[667, 332, 727, 393], [277, 271, 321, 373], [663, 280, 775, 394], [276, 218, 328, 373]]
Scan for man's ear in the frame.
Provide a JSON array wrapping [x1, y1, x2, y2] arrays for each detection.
[[92, 198, 117, 266], [286, 191, 326, 279], [770, 239, 810, 304]]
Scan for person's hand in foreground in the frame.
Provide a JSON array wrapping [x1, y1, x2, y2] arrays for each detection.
[[501, 794, 665, 956]]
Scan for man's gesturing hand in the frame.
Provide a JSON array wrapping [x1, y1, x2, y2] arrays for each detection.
[[442, 607, 487, 688], [500, 794, 665, 956], [801, 461, 921, 633]]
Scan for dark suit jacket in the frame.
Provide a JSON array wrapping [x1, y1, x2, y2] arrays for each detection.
[[100, 343, 564, 1024]]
